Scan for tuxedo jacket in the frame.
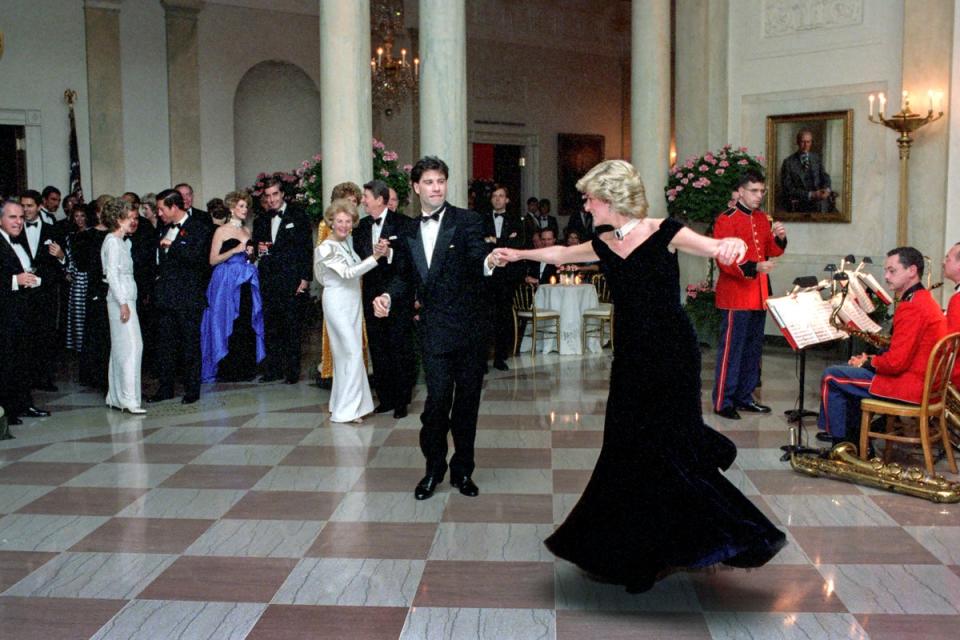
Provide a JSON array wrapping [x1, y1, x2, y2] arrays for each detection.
[[387, 203, 491, 355], [779, 151, 832, 213], [153, 214, 213, 312], [253, 204, 313, 299], [353, 209, 416, 312]]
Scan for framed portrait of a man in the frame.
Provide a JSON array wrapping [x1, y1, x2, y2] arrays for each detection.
[[765, 110, 852, 223]]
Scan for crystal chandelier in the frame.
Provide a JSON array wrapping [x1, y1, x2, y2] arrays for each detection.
[[370, 0, 418, 115]]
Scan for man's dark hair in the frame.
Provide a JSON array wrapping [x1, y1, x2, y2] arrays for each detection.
[[736, 170, 766, 189], [157, 188, 185, 210], [526, 197, 539, 205], [363, 179, 390, 204], [20, 189, 42, 205], [41, 185, 61, 199], [887, 246, 925, 277], [410, 156, 449, 183]]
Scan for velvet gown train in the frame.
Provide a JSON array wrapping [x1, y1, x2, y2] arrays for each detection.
[[544, 218, 786, 592], [200, 239, 265, 383]]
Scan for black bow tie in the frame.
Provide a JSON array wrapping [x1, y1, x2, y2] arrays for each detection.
[[25, 221, 39, 228], [372, 217, 383, 226], [421, 211, 441, 223]]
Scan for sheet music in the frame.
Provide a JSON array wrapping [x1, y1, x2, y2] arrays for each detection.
[[858, 273, 893, 304], [844, 271, 875, 313], [830, 293, 883, 334], [766, 290, 846, 350]]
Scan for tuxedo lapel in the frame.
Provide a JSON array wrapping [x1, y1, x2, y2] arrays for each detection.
[[427, 209, 457, 284]]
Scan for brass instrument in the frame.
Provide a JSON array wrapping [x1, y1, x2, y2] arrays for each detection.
[[789, 429, 960, 503]]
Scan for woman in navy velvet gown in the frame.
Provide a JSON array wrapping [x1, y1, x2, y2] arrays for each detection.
[[201, 191, 265, 383], [498, 160, 785, 592]]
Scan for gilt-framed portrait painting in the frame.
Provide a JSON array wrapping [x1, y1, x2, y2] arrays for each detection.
[[765, 109, 853, 223]]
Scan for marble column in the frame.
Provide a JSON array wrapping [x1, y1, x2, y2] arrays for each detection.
[[161, 0, 204, 200], [419, 0, 467, 208], [84, 0, 125, 196], [631, 0, 671, 217], [320, 0, 372, 198]]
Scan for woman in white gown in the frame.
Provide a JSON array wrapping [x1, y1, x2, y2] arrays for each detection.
[[314, 199, 389, 423], [101, 197, 145, 414]]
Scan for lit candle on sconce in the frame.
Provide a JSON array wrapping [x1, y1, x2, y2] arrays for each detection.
[[868, 94, 874, 117]]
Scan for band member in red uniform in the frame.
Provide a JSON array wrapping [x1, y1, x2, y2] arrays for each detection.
[[944, 241, 960, 386], [712, 171, 787, 420], [816, 247, 948, 444]]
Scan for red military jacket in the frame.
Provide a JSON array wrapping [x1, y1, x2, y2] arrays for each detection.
[[713, 203, 786, 310], [869, 285, 947, 403], [947, 287, 960, 387]]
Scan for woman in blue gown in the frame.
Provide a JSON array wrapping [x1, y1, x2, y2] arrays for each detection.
[[497, 160, 785, 592], [201, 191, 265, 383]]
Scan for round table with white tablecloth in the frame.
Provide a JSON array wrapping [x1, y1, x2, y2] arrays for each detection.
[[520, 284, 601, 355]]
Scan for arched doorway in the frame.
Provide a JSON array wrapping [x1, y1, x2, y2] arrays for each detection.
[[233, 60, 321, 188]]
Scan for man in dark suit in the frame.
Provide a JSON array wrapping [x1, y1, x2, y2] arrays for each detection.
[[779, 129, 833, 213], [148, 189, 212, 404], [19, 190, 66, 391], [483, 185, 525, 371], [175, 183, 214, 228], [253, 177, 313, 384], [356, 179, 417, 418], [564, 208, 596, 242], [0, 200, 51, 425], [374, 156, 502, 500]]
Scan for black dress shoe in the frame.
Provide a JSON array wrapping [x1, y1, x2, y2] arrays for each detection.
[[374, 404, 395, 414], [393, 405, 408, 419], [737, 401, 771, 413], [414, 474, 443, 500], [181, 395, 199, 405], [715, 406, 741, 420], [493, 360, 509, 371], [451, 476, 479, 497], [147, 392, 174, 404], [22, 407, 50, 418], [7, 416, 23, 426]]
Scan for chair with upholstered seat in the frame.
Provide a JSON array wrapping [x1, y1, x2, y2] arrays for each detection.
[[582, 273, 613, 352], [858, 332, 960, 474], [513, 283, 561, 356]]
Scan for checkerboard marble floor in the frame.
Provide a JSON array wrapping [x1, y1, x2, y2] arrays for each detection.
[[3, 346, 960, 639]]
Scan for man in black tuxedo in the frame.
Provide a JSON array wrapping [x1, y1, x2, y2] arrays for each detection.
[[253, 177, 313, 384], [374, 156, 503, 500], [564, 208, 595, 241], [483, 185, 525, 371], [148, 189, 212, 404], [19, 190, 66, 391], [0, 200, 51, 425], [356, 179, 416, 419], [175, 183, 213, 228]]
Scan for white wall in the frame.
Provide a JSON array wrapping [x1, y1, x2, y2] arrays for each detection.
[[727, 0, 904, 301], [0, 0, 91, 198], [120, 0, 171, 195]]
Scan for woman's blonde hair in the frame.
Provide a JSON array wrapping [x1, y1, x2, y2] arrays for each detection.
[[99, 196, 134, 231], [324, 198, 360, 227], [576, 159, 649, 219], [223, 190, 252, 221]]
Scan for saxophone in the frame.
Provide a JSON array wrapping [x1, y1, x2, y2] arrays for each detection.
[[788, 429, 960, 503]]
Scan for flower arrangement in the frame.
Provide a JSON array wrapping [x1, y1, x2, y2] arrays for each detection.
[[684, 280, 721, 346], [295, 139, 413, 224], [665, 145, 766, 224]]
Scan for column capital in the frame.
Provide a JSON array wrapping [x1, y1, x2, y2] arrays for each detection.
[[161, 0, 205, 18], [84, 0, 123, 12]]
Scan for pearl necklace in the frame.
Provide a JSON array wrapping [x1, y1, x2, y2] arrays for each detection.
[[614, 218, 641, 241]]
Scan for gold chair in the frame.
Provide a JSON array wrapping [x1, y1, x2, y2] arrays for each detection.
[[582, 273, 613, 352], [513, 283, 561, 356], [858, 332, 960, 475]]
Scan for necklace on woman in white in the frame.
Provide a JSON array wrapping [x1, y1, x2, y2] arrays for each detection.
[[614, 218, 641, 241]]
